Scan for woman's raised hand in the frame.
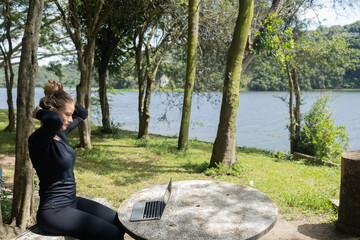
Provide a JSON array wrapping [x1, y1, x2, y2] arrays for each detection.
[[48, 80, 64, 91], [33, 106, 42, 118]]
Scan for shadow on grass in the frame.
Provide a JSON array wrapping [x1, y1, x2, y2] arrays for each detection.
[[0, 130, 16, 155], [93, 128, 139, 140], [182, 161, 209, 173], [238, 146, 274, 156], [297, 222, 358, 239], [74, 145, 198, 186], [71, 129, 274, 182]]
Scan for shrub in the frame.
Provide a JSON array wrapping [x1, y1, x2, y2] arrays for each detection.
[[294, 94, 349, 163]]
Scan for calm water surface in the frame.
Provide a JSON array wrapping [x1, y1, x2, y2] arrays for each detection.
[[1, 88, 359, 152]]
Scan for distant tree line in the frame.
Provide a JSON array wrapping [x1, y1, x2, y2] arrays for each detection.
[[246, 21, 360, 91]]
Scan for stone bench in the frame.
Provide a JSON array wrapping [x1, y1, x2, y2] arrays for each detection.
[[13, 197, 113, 240]]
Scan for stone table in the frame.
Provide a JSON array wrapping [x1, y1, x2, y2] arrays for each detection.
[[118, 180, 277, 240]]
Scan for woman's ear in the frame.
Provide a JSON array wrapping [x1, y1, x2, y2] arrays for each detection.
[[49, 107, 55, 112]]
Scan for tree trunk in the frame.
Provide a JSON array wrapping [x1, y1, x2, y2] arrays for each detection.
[[2, 0, 16, 132], [135, 31, 146, 139], [138, 72, 153, 139], [285, 61, 295, 153], [75, 29, 97, 149], [55, 0, 114, 149], [98, 64, 110, 130], [11, 0, 44, 230], [292, 67, 301, 136], [0, 203, 4, 235], [210, 0, 254, 168], [337, 150, 360, 235], [97, 30, 120, 132], [3, 60, 15, 132], [76, 67, 92, 149], [178, 0, 200, 150]]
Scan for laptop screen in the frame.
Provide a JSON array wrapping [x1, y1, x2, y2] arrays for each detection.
[[163, 178, 172, 204]]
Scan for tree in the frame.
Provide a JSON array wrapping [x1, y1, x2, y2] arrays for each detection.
[[54, 0, 114, 148], [134, 0, 186, 139], [210, 0, 254, 167], [295, 94, 349, 163], [178, 0, 200, 150], [0, 0, 22, 132], [94, 1, 133, 132], [11, 0, 44, 230], [0, 0, 25, 132], [252, 14, 298, 152], [253, 13, 358, 153], [46, 61, 64, 81]]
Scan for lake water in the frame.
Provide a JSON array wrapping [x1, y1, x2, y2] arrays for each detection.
[[1, 88, 359, 152]]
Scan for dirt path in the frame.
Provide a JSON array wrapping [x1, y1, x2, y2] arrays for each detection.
[[0, 154, 15, 167], [260, 214, 358, 240], [122, 214, 358, 240]]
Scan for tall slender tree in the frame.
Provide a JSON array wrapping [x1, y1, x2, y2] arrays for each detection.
[[0, 0, 27, 132], [0, 0, 15, 132], [54, 0, 114, 148], [94, 1, 133, 131], [11, 0, 44, 229], [134, 0, 186, 139], [178, 0, 200, 150], [210, 0, 254, 167]]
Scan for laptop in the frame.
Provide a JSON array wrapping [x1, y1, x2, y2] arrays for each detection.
[[129, 179, 172, 221]]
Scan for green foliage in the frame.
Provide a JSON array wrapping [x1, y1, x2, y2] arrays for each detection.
[[246, 21, 360, 91], [247, 57, 287, 91], [46, 61, 64, 81], [252, 14, 295, 68], [204, 161, 244, 177], [0, 110, 16, 154], [100, 121, 123, 135], [0, 64, 80, 88], [294, 94, 349, 163], [0, 177, 12, 224], [294, 31, 359, 90]]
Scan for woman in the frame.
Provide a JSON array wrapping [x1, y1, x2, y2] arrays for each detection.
[[28, 80, 125, 240]]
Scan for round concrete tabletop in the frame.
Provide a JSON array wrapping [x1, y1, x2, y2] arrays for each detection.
[[118, 180, 278, 240]]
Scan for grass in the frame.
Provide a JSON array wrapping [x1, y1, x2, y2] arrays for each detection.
[[0, 109, 341, 223]]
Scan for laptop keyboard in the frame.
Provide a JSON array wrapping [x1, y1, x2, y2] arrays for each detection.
[[143, 201, 165, 219]]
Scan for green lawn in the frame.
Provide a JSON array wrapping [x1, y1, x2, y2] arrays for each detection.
[[0, 109, 340, 223]]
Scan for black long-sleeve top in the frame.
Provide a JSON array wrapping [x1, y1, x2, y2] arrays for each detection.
[[28, 102, 88, 210]]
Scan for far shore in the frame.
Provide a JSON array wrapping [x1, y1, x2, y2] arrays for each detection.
[[2, 87, 360, 92]]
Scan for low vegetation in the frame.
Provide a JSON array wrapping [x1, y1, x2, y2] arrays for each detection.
[[0, 109, 340, 224]]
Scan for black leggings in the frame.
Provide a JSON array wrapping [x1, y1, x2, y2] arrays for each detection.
[[37, 197, 125, 240]]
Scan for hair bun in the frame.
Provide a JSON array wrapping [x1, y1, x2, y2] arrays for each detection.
[[43, 81, 60, 96]]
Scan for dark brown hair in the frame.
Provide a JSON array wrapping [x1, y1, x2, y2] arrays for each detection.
[[39, 82, 74, 110]]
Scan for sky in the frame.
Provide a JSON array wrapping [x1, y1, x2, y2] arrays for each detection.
[[304, 0, 360, 28]]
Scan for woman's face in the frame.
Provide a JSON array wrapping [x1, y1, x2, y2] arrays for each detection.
[[54, 102, 75, 131]]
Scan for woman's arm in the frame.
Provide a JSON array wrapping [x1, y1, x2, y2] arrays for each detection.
[[30, 108, 63, 145], [63, 102, 88, 135]]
